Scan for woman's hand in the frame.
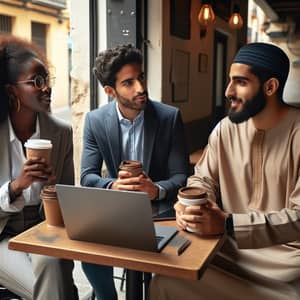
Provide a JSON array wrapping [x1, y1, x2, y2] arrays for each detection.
[[10, 157, 55, 196]]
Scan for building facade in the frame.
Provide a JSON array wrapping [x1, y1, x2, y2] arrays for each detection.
[[248, 0, 300, 106], [0, 0, 70, 110]]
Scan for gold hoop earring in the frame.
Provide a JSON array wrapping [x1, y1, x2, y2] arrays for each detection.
[[8, 94, 21, 113], [15, 97, 20, 113]]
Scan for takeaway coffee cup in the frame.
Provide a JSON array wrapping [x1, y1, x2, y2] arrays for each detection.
[[25, 139, 52, 165], [177, 187, 208, 232], [119, 160, 143, 177], [40, 185, 64, 226]]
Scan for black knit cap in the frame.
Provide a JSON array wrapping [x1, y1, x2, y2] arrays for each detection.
[[233, 42, 290, 84]]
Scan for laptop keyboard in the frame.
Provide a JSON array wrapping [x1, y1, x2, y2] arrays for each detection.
[[156, 235, 164, 243]]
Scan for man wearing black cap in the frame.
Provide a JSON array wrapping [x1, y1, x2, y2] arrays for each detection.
[[149, 43, 300, 299]]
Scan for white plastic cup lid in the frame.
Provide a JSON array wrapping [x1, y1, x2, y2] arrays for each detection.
[[24, 139, 52, 149]]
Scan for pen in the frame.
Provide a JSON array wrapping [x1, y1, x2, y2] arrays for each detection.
[[177, 239, 191, 255], [152, 216, 176, 221]]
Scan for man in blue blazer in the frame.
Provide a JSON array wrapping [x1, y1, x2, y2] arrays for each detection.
[[80, 44, 189, 299]]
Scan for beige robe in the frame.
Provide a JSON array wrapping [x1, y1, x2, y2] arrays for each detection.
[[149, 107, 300, 299]]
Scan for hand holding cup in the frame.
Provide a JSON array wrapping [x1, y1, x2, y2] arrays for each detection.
[[8, 139, 55, 204], [177, 187, 208, 232], [112, 160, 144, 188], [23, 139, 55, 182], [119, 160, 143, 177], [25, 139, 52, 165]]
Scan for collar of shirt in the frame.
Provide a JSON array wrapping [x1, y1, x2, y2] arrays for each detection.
[[115, 102, 144, 125], [115, 102, 144, 162], [8, 115, 41, 143]]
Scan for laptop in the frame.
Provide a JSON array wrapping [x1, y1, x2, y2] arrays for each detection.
[[56, 184, 178, 252]]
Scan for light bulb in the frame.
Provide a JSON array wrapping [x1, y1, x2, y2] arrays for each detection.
[[198, 4, 215, 26], [229, 12, 243, 29], [203, 7, 210, 20]]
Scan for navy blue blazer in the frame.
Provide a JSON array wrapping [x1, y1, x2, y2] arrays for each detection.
[[80, 99, 189, 202]]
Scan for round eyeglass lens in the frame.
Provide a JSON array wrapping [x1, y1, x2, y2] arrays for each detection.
[[34, 75, 45, 89]]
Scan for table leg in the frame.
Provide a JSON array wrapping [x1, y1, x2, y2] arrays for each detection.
[[143, 272, 152, 298], [126, 270, 143, 300]]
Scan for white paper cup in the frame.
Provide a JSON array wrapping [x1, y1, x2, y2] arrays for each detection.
[[24, 139, 52, 165], [178, 187, 207, 232]]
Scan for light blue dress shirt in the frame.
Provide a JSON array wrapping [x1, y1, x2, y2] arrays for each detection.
[[115, 103, 166, 200], [116, 103, 144, 162]]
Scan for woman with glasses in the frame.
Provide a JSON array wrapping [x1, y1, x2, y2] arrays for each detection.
[[0, 35, 78, 299]]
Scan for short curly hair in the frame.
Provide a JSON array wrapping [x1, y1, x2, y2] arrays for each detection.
[[93, 44, 143, 87]]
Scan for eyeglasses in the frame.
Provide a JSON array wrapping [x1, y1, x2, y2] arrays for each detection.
[[16, 75, 55, 90]]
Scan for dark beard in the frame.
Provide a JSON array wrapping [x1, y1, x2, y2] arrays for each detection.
[[228, 88, 266, 124], [116, 91, 148, 111]]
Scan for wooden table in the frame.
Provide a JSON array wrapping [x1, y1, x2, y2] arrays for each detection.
[[9, 221, 225, 300]]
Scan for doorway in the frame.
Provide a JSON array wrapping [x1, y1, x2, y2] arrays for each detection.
[[212, 30, 228, 127]]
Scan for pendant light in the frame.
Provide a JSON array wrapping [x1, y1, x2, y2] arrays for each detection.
[[229, 4, 243, 29], [198, 1, 215, 27]]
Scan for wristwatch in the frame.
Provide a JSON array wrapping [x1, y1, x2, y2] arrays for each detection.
[[225, 214, 234, 236]]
